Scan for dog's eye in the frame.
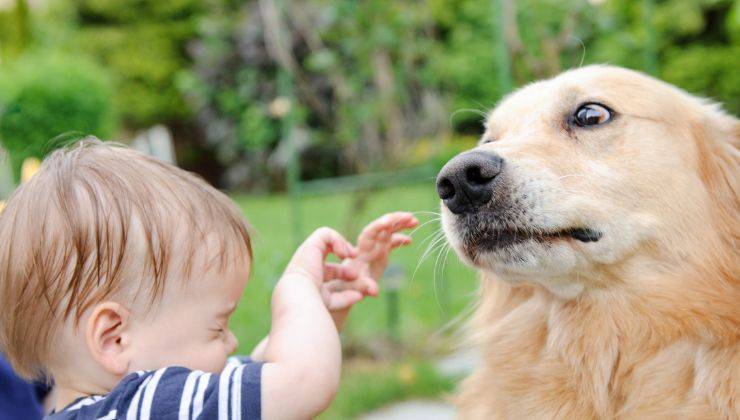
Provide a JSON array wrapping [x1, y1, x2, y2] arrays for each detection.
[[479, 137, 495, 145], [573, 103, 612, 127]]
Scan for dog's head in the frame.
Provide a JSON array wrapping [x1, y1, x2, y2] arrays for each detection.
[[438, 65, 739, 298]]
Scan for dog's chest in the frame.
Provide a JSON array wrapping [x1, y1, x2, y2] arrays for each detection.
[[457, 298, 734, 419]]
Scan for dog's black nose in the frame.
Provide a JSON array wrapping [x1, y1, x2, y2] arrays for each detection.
[[436, 151, 504, 214]]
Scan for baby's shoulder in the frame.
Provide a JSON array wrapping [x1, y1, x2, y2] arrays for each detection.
[[47, 358, 263, 420]]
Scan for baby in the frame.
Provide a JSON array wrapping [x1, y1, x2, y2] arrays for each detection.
[[0, 139, 417, 419]]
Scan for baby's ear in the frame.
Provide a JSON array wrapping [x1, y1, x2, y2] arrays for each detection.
[[86, 302, 131, 377]]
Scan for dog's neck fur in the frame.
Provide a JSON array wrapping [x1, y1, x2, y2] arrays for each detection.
[[460, 226, 739, 418]]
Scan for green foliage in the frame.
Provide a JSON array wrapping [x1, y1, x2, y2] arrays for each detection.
[[319, 361, 455, 420], [406, 135, 479, 171], [0, 52, 116, 181], [184, 0, 450, 183], [0, 0, 32, 61], [662, 44, 740, 112], [68, 0, 206, 128], [237, 105, 275, 151], [655, 0, 740, 113], [588, 0, 740, 113], [1, 0, 739, 186]]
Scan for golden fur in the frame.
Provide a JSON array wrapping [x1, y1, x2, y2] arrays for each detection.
[[441, 66, 739, 419]]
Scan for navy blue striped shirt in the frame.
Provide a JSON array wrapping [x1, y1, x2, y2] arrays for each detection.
[[46, 357, 263, 420]]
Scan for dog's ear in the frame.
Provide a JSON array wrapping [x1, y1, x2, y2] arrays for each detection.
[[690, 105, 739, 244]]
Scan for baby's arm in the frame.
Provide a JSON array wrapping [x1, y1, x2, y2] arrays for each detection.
[[259, 228, 357, 419]]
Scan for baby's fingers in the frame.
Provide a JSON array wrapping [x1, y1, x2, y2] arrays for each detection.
[[363, 277, 379, 296], [388, 212, 420, 232], [325, 277, 379, 297], [390, 233, 412, 249], [382, 212, 419, 233], [324, 263, 358, 282], [306, 227, 357, 259], [327, 290, 364, 311], [361, 212, 419, 241]]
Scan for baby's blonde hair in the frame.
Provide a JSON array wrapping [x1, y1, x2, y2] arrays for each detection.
[[0, 138, 252, 379]]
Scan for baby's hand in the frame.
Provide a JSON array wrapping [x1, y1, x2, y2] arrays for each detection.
[[323, 212, 418, 328], [355, 212, 419, 283], [283, 227, 358, 287]]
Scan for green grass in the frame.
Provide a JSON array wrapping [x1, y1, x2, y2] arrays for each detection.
[[229, 182, 478, 417], [321, 359, 457, 420]]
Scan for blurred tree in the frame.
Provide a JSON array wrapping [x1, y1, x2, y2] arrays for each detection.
[[657, 0, 740, 113], [1, 0, 738, 189], [69, 0, 206, 128], [0, 0, 31, 62], [590, 0, 740, 112], [0, 52, 116, 181], [183, 0, 450, 188], [424, 0, 598, 132], [182, 0, 740, 188]]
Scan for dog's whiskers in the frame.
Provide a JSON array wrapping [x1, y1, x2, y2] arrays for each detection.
[[412, 210, 441, 217], [433, 242, 456, 315], [411, 229, 447, 285], [433, 240, 451, 314], [410, 217, 441, 237]]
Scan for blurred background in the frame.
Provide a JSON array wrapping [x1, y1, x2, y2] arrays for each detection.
[[0, 0, 738, 418]]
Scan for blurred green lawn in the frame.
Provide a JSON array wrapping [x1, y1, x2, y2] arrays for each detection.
[[229, 182, 478, 417]]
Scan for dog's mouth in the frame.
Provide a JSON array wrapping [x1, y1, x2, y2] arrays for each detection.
[[464, 226, 602, 252]]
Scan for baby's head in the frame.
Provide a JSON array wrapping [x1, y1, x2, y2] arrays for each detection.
[[0, 139, 252, 392]]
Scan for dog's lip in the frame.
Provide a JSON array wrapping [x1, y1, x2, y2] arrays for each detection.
[[472, 226, 602, 249], [566, 227, 602, 242]]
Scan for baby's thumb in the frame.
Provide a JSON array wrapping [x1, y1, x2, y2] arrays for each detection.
[[329, 290, 364, 311]]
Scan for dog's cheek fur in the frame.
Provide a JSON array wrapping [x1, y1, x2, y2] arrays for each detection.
[[692, 111, 740, 252]]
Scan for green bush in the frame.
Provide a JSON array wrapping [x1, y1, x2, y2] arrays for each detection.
[[661, 44, 740, 114], [70, 0, 205, 128], [0, 52, 116, 181]]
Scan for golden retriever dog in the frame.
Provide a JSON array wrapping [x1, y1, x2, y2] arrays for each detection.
[[436, 65, 739, 419]]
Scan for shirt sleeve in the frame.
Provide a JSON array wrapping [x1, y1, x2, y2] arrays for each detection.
[[126, 357, 264, 420]]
